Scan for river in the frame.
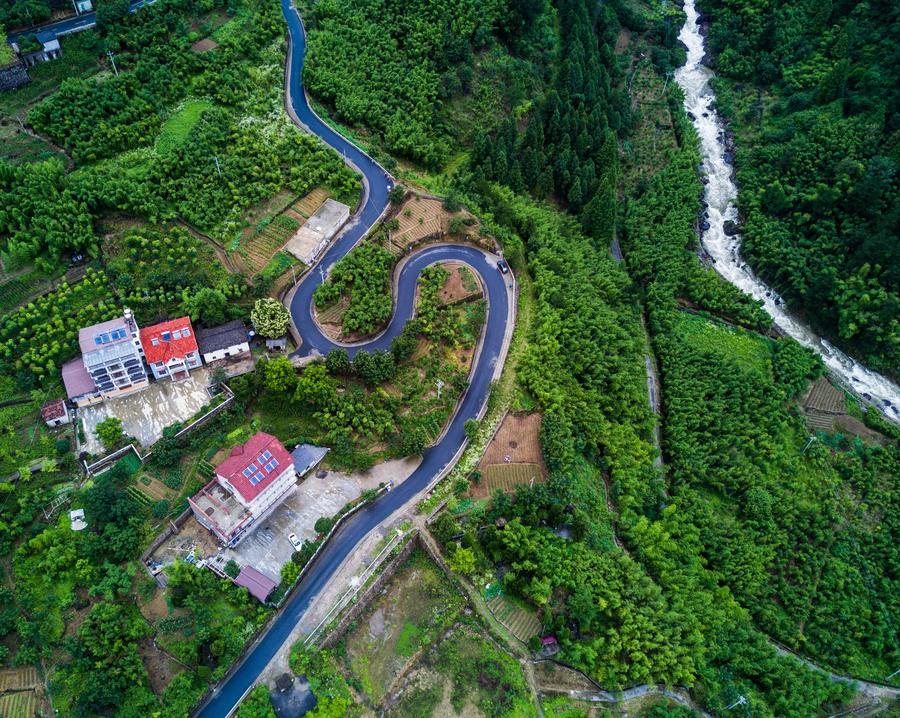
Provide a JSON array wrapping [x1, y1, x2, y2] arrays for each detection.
[[674, 0, 900, 424]]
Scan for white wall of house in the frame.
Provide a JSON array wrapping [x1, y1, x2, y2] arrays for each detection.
[[202, 341, 250, 364], [149, 350, 202, 381]]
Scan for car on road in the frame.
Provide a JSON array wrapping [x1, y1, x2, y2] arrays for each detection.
[[497, 259, 510, 274], [288, 533, 302, 551]]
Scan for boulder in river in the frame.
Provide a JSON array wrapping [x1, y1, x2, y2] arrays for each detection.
[[687, 111, 696, 121], [723, 219, 739, 236], [700, 220, 711, 231]]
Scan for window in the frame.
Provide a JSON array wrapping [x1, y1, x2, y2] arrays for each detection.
[[242, 467, 253, 478], [183, 327, 191, 337], [172, 330, 182, 340], [261, 450, 272, 461], [246, 463, 258, 473], [265, 459, 279, 472], [161, 331, 171, 341]]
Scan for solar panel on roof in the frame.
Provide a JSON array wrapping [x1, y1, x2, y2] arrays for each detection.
[[262, 450, 272, 461], [264, 459, 279, 472], [242, 467, 253, 477]]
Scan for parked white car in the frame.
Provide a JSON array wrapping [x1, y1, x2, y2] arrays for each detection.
[[288, 533, 302, 551]]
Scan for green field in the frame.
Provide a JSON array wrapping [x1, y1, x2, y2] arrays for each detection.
[[675, 311, 773, 377], [156, 99, 213, 153]]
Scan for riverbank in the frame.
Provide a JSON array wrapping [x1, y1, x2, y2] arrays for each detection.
[[674, 0, 900, 424]]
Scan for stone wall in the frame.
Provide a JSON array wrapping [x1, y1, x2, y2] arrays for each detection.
[[0, 62, 30, 92]]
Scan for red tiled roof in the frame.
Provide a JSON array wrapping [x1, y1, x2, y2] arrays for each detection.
[[41, 399, 66, 422], [139, 317, 198, 365], [234, 566, 276, 602], [215, 432, 293, 502]]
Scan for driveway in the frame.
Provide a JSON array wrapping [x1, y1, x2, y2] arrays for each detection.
[[79, 368, 214, 455]]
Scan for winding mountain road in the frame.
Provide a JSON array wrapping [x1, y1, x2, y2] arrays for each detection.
[[193, 1, 513, 715]]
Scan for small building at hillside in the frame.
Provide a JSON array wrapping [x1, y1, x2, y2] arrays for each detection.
[[284, 199, 350, 265], [189, 432, 297, 547], [234, 565, 276, 602], [41, 399, 71, 427], [196, 319, 250, 364], [140, 317, 202, 381]]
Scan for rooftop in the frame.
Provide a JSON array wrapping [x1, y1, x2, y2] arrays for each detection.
[[41, 399, 67, 422], [196, 319, 248, 355], [140, 317, 198, 365], [290, 444, 329, 475], [234, 565, 276, 602], [189, 480, 252, 539], [216, 432, 293, 503], [62, 357, 96, 399], [284, 199, 350, 264], [79, 316, 130, 354]]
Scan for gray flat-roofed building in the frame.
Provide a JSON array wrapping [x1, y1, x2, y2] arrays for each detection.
[[284, 199, 350, 265], [290, 443, 329, 476]]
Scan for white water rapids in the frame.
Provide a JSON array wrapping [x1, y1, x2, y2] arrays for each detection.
[[674, 0, 900, 424]]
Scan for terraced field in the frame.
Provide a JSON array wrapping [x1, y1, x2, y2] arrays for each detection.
[[0, 666, 40, 718], [0, 690, 37, 718], [0, 667, 39, 691], [292, 187, 330, 217], [480, 463, 544, 495], [486, 594, 542, 643], [229, 188, 333, 275], [230, 215, 301, 275]]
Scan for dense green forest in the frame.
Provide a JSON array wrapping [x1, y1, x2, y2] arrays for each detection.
[[299, 0, 552, 168], [698, 0, 900, 373]]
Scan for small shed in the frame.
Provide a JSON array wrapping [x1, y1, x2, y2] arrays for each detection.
[[41, 398, 70, 427], [69, 509, 87, 531], [234, 565, 277, 603], [290, 444, 329, 477]]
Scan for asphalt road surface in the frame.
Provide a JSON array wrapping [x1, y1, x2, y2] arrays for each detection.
[[6, 0, 154, 44], [194, 1, 511, 715]]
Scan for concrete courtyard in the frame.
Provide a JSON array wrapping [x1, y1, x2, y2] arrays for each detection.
[[79, 367, 214, 455], [215, 457, 420, 583]]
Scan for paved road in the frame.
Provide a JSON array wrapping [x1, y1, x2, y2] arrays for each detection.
[[6, 0, 155, 44], [194, 1, 510, 716]]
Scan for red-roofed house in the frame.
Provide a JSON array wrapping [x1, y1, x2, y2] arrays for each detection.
[[41, 399, 70, 427], [188, 432, 297, 546], [139, 317, 202, 382]]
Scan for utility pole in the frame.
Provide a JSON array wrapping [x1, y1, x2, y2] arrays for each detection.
[[106, 50, 119, 76], [435, 379, 444, 398], [725, 696, 747, 710], [213, 155, 222, 177], [886, 667, 900, 681], [802, 435, 817, 454]]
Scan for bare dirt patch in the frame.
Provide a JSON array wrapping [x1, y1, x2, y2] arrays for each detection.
[[615, 27, 632, 54], [191, 38, 218, 53], [138, 638, 182, 696], [437, 262, 482, 305], [480, 413, 544, 467]]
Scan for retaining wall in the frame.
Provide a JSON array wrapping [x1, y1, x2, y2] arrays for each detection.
[[319, 533, 420, 648]]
